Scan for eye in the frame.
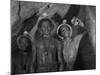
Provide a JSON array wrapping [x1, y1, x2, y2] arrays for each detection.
[[62, 28, 67, 32], [62, 30, 65, 32]]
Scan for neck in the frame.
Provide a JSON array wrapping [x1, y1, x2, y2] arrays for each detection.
[[63, 36, 71, 41]]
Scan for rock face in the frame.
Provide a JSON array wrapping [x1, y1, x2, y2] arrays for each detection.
[[11, 0, 70, 36], [74, 5, 96, 70], [78, 5, 96, 54], [11, 0, 47, 35], [85, 6, 96, 53], [11, 0, 19, 26]]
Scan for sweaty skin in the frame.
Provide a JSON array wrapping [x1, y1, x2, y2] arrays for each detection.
[[58, 19, 85, 70], [32, 37, 63, 72], [63, 34, 83, 70], [32, 18, 64, 73]]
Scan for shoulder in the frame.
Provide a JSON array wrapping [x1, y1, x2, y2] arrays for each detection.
[[52, 38, 62, 48], [32, 39, 43, 48]]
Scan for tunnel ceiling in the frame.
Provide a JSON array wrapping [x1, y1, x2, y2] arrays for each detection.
[[11, 0, 71, 26]]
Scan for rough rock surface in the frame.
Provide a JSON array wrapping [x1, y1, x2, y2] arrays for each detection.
[[11, 0, 70, 36]]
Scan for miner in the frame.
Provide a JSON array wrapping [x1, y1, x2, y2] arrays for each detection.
[[11, 33, 33, 74], [57, 19, 84, 70], [32, 17, 64, 73]]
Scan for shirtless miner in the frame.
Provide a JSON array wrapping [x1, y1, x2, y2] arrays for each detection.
[[32, 18, 64, 73]]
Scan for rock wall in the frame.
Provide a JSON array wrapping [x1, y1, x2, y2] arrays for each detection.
[[11, 0, 70, 36]]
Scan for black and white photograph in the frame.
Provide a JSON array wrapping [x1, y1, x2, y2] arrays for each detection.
[[11, 0, 96, 74]]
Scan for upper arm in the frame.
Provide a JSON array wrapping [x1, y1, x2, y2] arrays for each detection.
[[72, 34, 83, 49], [57, 40, 64, 64], [69, 34, 83, 61]]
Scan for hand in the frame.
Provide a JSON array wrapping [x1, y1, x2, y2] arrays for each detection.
[[71, 16, 84, 27]]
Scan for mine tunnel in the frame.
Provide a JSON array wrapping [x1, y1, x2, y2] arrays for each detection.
[[11, 0, 96, 74]]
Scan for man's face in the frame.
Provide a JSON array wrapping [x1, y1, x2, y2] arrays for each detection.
[[60, 26, 70, 38], [40, 21, 52, 37]]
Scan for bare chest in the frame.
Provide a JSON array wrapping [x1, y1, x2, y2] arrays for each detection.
[[36, 39, 56, 52]]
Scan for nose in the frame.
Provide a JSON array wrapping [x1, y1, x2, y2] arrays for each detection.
[[45, 29, 49, 34]]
